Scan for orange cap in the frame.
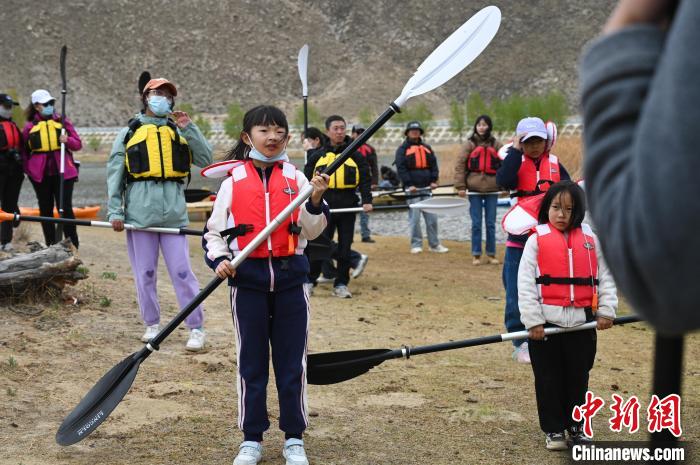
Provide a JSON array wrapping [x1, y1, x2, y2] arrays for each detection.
[[142, 78, 177, 97]]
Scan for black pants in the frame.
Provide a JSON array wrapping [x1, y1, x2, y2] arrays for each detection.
[[0, 163, 24, 245], [528, 327, 597, 434], [309, 212, 355, 287], [30, 176, 79, 248]]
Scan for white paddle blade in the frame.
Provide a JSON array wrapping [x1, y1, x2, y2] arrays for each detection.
[[409, 197, 468, 216], [298, 44, 309, 96], [394, 6, 501, 108]]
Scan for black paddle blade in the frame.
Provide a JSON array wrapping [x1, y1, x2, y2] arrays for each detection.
[[56, 351, 144, 446], [59, 46, 67, 84], [184, 188, 214, 203], [138, 71, 151, 94], [307, 349, 392, 385]]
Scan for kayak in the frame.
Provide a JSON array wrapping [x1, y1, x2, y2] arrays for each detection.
[[19, 205, 101, 219]]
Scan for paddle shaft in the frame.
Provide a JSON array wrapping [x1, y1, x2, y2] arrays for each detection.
[[303, 97, 308, 135], [2, 212, 202, 236], [58, 45, 68, 238]]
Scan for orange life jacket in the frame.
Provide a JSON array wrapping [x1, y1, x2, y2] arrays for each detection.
[[535, 223, 598, 308], [467, 145, 500, 175], [229, 160, 301, 258], [0, 120, 21, 151], [513, 153, 560, 199], [405, 144, 431, 170]]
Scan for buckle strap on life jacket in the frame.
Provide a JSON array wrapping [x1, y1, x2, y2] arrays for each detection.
[[219, 224, 254, 238], [535, 275, 599, 286], [288, 222, 302, 235]]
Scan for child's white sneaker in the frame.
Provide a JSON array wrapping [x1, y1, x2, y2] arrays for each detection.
[[233, 441, 263, 465], [282, 438, 309, 465], [513, 341, 531, 364], [141, 324, 159, 342], [185, 328, 206, 352], [545, 432, 568, 450]]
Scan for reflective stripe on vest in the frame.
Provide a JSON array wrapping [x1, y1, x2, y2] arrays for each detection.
[[405, 144, 431, 169], [514, 154, 560, 199], [229, 160, 300, 258], [0, 121, 21, 151], [467, 145, 500, 175], [535, 223, 598, 307], [28, 120, 62, 152], [314, 152, 359, 188], [124, 122, 191, 181]]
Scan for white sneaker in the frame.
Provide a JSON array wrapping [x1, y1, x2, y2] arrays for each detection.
[[316, 275, 334, 284], [332, 285, 352, 298], [185, 328, 206, 352], [513, 341, 531, 364], [283, 438, 309, 465], [234, 441, 263, 465], [1, 243, 13, 252], [351, 254, 369, 279], [410, 247, 423, 254], [303, 282, 314, 296], [429, 244, 449, 253], [141, 324, 160, 342]]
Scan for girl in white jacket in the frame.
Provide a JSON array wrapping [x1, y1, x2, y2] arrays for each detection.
[[517, 180, 617, 451]]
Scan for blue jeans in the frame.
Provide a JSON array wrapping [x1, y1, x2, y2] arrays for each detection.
[[502, 246, 526, 347], [407, 191, 438, 249], [359, 212, 370, 239], [469, 193, 498, 257]]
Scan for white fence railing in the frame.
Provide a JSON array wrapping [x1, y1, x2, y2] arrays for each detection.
[[76, 123, 583, 152]]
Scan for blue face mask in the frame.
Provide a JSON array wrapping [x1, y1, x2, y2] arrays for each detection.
[[40, 105, 54, 117], [147, 96, 171, 117], [246, 138, 289, 164]]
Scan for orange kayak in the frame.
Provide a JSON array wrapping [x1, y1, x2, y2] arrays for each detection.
[[19, 205, 101, 219]]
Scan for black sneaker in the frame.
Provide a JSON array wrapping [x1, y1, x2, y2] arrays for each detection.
[[545, 432, 568, 450], [361, 237, 376, 243], [568, 425, 592, 446]]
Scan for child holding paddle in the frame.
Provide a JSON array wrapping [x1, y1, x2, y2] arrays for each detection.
[[517, 180, 617, 450], [202, 105, 329, 465]]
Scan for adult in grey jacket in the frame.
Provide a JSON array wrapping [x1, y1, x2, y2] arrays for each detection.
[[580, 0, 695, 334]]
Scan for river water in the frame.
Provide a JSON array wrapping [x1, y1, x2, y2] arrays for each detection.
[[17, 159, 510, 244]]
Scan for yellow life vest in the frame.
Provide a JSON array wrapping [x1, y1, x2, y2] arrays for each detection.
[[313, 152, 359, 189], [124, 120, 192, 182], [28, 120, 62, 152]]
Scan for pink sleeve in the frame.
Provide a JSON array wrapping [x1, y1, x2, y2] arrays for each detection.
[[62, 118, 82, 152]]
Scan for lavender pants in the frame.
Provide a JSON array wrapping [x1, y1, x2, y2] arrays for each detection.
[[126, 230, 204, 329]]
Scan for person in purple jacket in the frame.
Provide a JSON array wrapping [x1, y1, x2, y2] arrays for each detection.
[[22, 89, 82, 248]]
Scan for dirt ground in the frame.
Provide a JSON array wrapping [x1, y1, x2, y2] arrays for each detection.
[[1, 223, 698, 465]]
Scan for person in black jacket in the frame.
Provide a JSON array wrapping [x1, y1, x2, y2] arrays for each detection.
[[304, 115, 373, 298], [351, 124, 378, 243], [0, 93, 24, 252], [395, 121, 448, 254]]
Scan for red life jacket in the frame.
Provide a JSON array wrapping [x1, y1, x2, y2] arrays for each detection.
[[514, 153, 560, 199], [467, 145, 500, 174], [357, 144, 373, 158], [535, 223, 598, 308], [229, 160, 301, 258], [405, 144, 431, 170], [0, 120, 21, 151]]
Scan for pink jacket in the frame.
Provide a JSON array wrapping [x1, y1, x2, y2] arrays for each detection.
[[22, 114, 82, 183]]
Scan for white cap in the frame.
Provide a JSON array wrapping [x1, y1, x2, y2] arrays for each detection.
[[31, 89, 56, 105], [516, 117, 547, 141]]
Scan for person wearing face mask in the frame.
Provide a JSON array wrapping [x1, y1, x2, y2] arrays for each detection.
[[0, 93, 24, 252], [496, 116, 571, 364], [106, 78, 213, 351], [22, 89, 82, 248]]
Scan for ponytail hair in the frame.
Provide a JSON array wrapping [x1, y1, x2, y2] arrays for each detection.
[[224, 105, 289, 161]]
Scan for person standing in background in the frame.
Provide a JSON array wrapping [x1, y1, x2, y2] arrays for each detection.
[[0, 93, 24, 252], [454, 115, 502, 265], [351, 124, 378, 243], [23, 89, 82, 248]]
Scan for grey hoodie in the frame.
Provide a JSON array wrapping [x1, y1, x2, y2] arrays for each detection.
[[580, 2, 700, 334]]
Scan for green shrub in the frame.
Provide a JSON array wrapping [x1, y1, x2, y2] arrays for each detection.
[[223, 103, 245, 140]]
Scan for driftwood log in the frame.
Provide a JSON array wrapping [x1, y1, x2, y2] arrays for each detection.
[[0, 240, 86, 297]]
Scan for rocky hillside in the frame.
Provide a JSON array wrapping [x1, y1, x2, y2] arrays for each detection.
[[1, 0, 614, 126]]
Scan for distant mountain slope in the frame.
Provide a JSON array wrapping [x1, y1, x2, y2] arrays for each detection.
[[1, 1, 614, 126]]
